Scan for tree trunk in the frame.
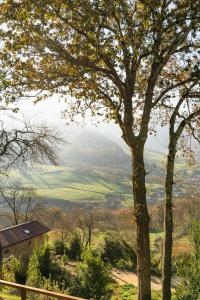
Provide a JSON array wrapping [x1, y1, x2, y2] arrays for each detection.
[[131, 147, 151, 300], [162, 140, 176, 300]]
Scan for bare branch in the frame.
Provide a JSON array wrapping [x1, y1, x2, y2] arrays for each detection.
[[0, 120, 64, 173]]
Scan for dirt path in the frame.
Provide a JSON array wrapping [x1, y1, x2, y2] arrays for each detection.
[[112, 269, 180, 291]]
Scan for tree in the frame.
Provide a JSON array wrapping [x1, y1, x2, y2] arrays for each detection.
[[46, 207, 63, 229], [67, 233, 83, 261], [28, 243, 70, 290], [0, 120, 62, 174], [53, 239, 65, 256], [75, 209, 96, 248], [0, 117, 62, 224], [0, 180, 23, 225], [28, 244, 51, 285], [149, 202, 164, 232], [174, 196, 200, 231], [11, 258, 28, 285], [20, 186, 45, 223], [0, 180, 45, 225], [70, 250, 113, 300], [104, 207, 137, 268], [102, 235, 137, 269], [1, 2, 200, 298], [162, 83, 200, 300]]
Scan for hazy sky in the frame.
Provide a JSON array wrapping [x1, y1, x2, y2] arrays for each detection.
[[2, 97, 168, 153]]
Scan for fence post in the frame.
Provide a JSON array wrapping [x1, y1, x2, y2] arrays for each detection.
[[21, 287, 27, 300]]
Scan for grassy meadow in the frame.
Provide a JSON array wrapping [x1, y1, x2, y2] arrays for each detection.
[[11, 165, 131, 203], [8, 149, 199, 207]]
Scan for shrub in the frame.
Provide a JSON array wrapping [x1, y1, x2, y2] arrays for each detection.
[[66, 234, 83, 261], [13, 260, 28, 285], [119, 284, 137, 299], [28, 244, 71, 289], [102, 237, 125, 265], [70, 250, 113, 299], [62, 255, 69, 266], [6, 256, 28, 284], [102, 236, 136, 269], [38, 245, 52, 278], [151, 253, 161, 275], [28, 247, 45, 286], [175, 220, 200, 300], [53, 240, 66, 256], [115, 259, 133, 271]]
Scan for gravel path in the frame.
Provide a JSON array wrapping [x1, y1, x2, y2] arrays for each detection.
[[112, 269, 180, 291]]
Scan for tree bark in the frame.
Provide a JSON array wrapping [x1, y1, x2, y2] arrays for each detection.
[[131, 146, 151, 300], [162, 139, 176, 300]]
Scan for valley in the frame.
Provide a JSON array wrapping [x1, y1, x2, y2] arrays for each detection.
[[9, 129, 199, 209]]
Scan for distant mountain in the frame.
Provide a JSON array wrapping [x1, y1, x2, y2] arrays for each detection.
[[58, 128, 168, 175], [59, 128, 131, 168]]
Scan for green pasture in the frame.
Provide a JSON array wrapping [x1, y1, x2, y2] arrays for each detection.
[[11, 165, 130, 203], [8, 152, 199, 205]]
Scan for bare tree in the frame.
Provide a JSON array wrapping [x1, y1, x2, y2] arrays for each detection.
[[20, 186, 45, 223], [76, 209, 96, 248], [0, 180, 23, 225], [53, 209, 77, 241], [0, 120, 62, 174], [0, 180, 45, 225]]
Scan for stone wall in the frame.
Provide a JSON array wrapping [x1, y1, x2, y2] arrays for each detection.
[[2, 234, 45, 261]]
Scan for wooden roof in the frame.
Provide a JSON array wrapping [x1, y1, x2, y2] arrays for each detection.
[[0, 221, 50, 248]]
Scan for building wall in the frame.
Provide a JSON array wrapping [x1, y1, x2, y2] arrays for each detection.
[[2, 234, 45, 260]]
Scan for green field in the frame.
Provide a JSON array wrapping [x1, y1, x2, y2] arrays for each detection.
[[11, 165, 131, 203], [9, 147, 199, 206], [9, 158, 199, 206]]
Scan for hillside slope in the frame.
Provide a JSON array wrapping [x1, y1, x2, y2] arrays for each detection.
[[10, 129, 199, 209], [59, 128, 130, 168]]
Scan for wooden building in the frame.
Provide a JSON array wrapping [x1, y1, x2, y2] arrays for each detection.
[[0, 220, 50, 260]]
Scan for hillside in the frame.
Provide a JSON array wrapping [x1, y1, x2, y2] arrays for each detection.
[[10, 128, 199, 209], [59, 128, 130, 169], [13, 165, 130, 209]]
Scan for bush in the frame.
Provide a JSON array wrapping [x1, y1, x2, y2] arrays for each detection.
[[115, 259, 133, 271], [13, 260, 28, 285], [119, 284, 137, 299], [62, 255, 69, 266], [175, 220, 200, 300], [66, 234, 83, 261], [102, 237, 125, 265], [53, 240, 66, 256], [102, 236, 136, 269], [70, 250, 113, 300], [6, 256, 28, 284], [38, 245, 52, 278], [151, 253, 161, 275], [28, 244, 71, 290]]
